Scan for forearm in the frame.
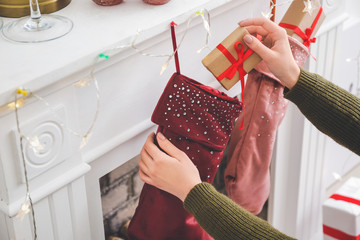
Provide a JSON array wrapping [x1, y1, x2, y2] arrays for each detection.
[[184, 183, 295, 240], [285, 68, 360, 155]]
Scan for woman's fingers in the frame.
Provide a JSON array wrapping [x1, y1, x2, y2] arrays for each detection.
[[243, 34, 275, 62], [156, 132, 187, 160], [139, 168, 153, 185], [244, 25, 269, 37], [239, 17, 279, 33], [139, 148, 151, 173], [142, 132, 168, 160]]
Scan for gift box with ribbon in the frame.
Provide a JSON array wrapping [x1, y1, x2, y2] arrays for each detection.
[[279, 0, 326, 50], [202, 26, 262, 90], [322, 177, 360, 240]]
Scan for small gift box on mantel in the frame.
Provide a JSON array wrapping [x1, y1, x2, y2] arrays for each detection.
[[279, 0, 326, 49], [322, 177, 360, 240], [202, 27, 262, 90]]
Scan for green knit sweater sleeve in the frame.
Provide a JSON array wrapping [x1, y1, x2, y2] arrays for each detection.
[[285, 68, 360, 155], [184, 183, 295, 240]]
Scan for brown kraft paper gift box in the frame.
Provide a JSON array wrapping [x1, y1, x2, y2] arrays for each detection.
[[202, 26, 262, 90], [280, 0, 326, 45]]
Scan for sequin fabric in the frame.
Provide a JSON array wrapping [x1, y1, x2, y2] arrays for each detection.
[[127, 73, 241, 240], [224, 36, 310, 214]]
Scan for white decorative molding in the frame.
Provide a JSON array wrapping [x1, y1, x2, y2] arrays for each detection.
[[0, 163, 90, 217], [13, 105, 68, 181], [24, 121, 63, 167]]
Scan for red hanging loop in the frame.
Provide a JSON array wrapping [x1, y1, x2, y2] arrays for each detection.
[[170, 21, 181, 74]]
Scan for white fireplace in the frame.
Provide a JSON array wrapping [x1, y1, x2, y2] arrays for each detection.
[[0, 0, 356, 239]]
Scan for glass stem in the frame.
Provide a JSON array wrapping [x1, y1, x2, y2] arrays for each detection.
[[29, 0, 42, 20]]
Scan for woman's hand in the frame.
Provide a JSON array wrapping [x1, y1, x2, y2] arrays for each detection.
[[240, 17, 301, 89], [138, 132, 202, 202]]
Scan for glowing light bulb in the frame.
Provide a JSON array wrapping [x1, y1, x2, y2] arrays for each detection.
[[303, 0, 314, 15], [7, 99, 25, 110], [16, 200, 31, 221], [74, 77, 91, 88], [80, 134, 92, 149], [28, 136, 44, 153], [160, 61, 169, 75], [261, 10, 273, 19]]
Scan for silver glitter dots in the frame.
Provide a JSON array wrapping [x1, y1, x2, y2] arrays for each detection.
[[187, 128, 190, 132], [168, 107, 171, 111], [177, 114, 180, 117], [186, 146, 190, 150], [210, 151, 214, 155], [261, 116, 265, 119], [173, 84, 177, 87], [169, 95, 173, 98], [258, 134, 261, 136], [204, 131, 207, 135]]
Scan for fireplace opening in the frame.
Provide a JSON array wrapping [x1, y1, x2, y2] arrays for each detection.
[[100, 155, 144, 239]]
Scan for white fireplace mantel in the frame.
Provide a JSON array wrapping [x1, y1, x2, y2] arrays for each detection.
[[0, 0, 269, 239], [1, 0, 355, 239]]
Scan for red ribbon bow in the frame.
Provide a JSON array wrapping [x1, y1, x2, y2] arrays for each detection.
[[297, 27, 316, 47], [279, 7, 323, 50], [216, 41, 253, 129], [216, 41, 253, 81]]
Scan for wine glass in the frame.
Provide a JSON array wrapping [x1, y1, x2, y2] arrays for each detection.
[[1, 0, 73, 43]]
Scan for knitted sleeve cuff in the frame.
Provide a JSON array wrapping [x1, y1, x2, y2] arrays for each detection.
[[284, 67, 318, 108]]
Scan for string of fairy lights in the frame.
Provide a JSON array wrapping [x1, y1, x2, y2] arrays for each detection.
[[5, 0, 358, 239]]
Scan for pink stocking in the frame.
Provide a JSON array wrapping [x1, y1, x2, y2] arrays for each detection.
[[127, 73, 242, 239], [224, 37, 310, 214]]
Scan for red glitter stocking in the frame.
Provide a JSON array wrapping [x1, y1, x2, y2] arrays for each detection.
[[127, 72, 241, 239], [224, 36, 310, 214]]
